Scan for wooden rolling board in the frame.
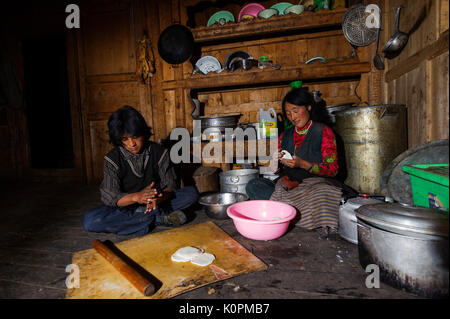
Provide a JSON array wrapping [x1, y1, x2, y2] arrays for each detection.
[[66, 221, 267, 299]]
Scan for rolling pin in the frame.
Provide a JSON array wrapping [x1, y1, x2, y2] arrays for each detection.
[[92, 239, 158, 296]]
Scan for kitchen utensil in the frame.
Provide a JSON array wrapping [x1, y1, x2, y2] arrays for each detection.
[[224, 50, 252, 70], [91, 239, 160, 296], [207, 10, 235, 27], [67, 222, 267, 299], [356, 202, 449, 298], [284, 4, 305, 15], [270, 2, 294, 15], [199, 113, 241, 132], [342, 4, 378, 47], [158, 24, 194, 65], [199, 192, 248, 220], [227, 200, 297, 240], [257, 8, 278, 19], [338, 197, 382, 244], [380, 139, 449, 205], [238, 3, 265, 21], [220, 169, 259, 195], [382, 6, 409, 59], [373, 15, 385, 69], [228, 57, 259, 72], [305, 56, 327, 64], [193, 56, 222, 75]]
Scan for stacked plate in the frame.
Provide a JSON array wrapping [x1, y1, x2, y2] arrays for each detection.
[[207, 10, 235, 27]]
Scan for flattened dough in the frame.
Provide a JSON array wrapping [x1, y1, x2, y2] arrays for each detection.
[[281, 150, 293, 160], [171, 252, 189, 262], [171, 246, 204, 262], [190, 253, 216, 266]]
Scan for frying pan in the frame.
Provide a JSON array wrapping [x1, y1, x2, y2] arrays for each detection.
[[158, 24, 194, 64], [382, 6, 409, 59]]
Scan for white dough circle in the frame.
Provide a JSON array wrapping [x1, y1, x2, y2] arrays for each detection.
[[171, 246, 204, 262], [281, 150, 293, 160], [190, 253, 216, 266], [171, 252, 189, 262]]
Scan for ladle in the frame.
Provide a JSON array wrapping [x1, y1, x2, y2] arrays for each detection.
[[373, 19, 385, 70], [382, 6, 409, 59]]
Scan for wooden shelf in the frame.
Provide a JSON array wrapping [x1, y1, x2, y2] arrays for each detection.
[[162, 58, 370, 90], [191, 8, 347, 43]]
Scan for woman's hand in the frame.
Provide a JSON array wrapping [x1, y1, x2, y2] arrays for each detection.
[[280, 156, 311, 171]]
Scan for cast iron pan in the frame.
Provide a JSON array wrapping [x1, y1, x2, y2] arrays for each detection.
[[158, 24, 194, 64]]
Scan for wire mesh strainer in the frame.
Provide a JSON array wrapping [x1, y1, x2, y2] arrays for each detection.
[[342, 4, 377, 47]]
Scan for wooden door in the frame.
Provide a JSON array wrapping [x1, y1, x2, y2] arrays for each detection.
[[77, 0, 152, 183]]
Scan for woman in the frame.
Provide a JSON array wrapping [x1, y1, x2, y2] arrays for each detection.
[[82, 105, 198, 236], [246, 88, 343, 235]]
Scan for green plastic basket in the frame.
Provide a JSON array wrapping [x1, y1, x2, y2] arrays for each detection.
[[402, 164, 449, 212]]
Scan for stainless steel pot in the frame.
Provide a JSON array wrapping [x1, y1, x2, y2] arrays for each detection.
[[356, 202, 449, 298], [199, 192, 248, 220], [338, 197, 382, 244], [199, 114, 241, 132], [220, 169, 259, 195]]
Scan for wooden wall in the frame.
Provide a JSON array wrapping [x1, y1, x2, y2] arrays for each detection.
[[2, 0, 447, 183], [73, 0, 381, 182], [383, 0, 449, 148]]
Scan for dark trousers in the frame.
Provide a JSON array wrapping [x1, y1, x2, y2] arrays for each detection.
[[245, 178, 276, 200], [82, 186, 198, 236]]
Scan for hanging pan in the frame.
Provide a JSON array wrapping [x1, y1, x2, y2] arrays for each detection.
[[158, 24, 194, 64]]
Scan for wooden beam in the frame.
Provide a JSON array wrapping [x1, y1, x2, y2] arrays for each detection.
[[385, 29, 449, 82]]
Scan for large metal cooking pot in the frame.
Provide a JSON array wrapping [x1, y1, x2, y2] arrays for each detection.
[[323, 103, 355, 125], [356, 202, 449, 298], [220, 169, 259, 195], [199, 114, 241, 132], [334, 104, 407, 194]]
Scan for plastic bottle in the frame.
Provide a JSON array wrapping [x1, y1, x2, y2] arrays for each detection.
[[259, 108, 277, 138]]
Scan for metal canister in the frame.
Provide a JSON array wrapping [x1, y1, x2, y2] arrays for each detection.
[[334, 104, 407, 194], [219, 169, 259, 195]]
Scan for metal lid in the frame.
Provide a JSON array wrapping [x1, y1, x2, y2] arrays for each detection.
[[356, 202, 449, 237], [346, 197, 382, 210]]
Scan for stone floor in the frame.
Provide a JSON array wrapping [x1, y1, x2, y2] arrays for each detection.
[[0, 181, 423, 300]]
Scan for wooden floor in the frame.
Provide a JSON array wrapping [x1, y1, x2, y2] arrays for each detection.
[[0, 181, 423, 299]]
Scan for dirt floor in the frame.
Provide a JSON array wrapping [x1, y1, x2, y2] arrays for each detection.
[[0, 181, 423, 300]]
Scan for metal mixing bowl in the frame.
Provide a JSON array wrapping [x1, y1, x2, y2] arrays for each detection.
[[199, 192, 249, 220]]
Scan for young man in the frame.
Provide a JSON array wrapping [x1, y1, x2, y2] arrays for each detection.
[[82, 105, 198, 236]]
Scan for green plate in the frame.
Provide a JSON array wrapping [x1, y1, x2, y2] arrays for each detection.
[[207, 10, 235, 27], [270, 2, 293, 15]]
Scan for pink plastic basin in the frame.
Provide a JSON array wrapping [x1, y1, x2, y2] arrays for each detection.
[[238, 3, 265, 21], [227, 200, 296, 240]]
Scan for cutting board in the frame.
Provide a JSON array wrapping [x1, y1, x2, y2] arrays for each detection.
[[66, 221, 267, 299]]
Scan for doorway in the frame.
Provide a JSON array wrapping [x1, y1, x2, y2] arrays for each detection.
[[22, 33, 74, 169]]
